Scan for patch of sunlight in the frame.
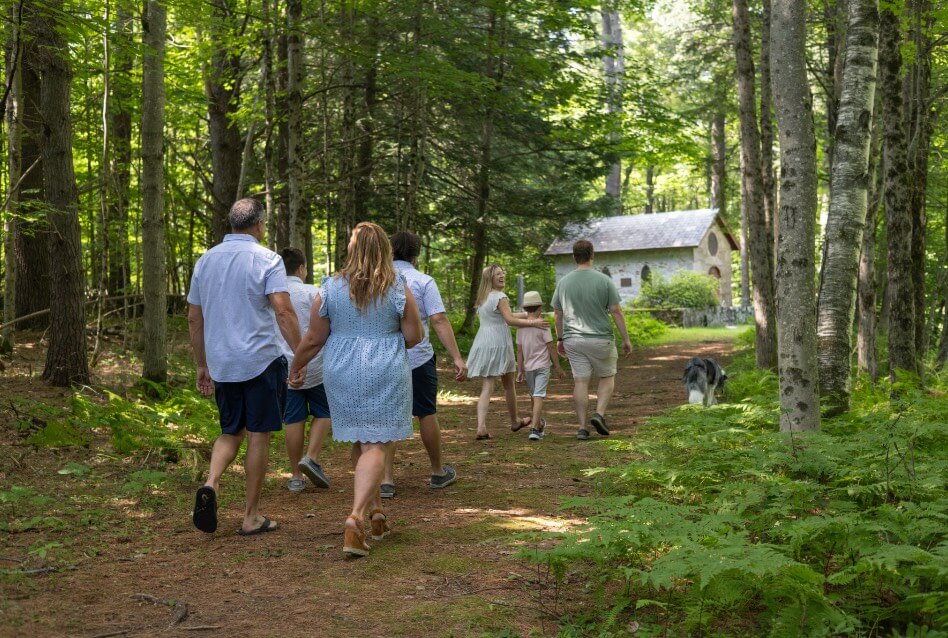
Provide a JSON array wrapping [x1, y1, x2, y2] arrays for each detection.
[[437, 389, 477, 405], [453, 506, 586, 532]]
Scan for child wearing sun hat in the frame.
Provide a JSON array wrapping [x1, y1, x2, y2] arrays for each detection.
[[516, 291, 566, 440]]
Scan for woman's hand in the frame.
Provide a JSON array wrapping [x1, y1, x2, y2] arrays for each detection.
[[288, 366, 306, 388], [531, 318, 548, 328]]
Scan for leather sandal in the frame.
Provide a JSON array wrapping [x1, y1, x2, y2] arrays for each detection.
[[343, 516, 371, 557], [369, 508, 391, 540]]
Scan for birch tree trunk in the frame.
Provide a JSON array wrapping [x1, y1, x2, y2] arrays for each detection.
[[771, 0, 820, 432], [937, 204, 948, 368], [732, 0, 777, 368], [601, 1, 624, 211], [815, 0, 879, 415], [857, 102, 882, 380], [759, 0, 776, 236], [33, 0, 89, 386], [141, 0, 167, 383], [286, 0, 305, 249], [879, 6, 917, 378]]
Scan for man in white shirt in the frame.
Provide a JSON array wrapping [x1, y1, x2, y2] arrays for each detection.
[[275, 247, 332, 493], [381, 231, 468, 497], [187, 198, 301, 535]]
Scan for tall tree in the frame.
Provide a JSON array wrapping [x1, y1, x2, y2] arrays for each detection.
[[879, 4, 917, 378], [759, 0, 776, 235], [204, 0, 243, 244], [601, 0, 624, 211], [32, 0, 89, 386], [3, 4, 22, 352], [816, 0, 879, 415], [772, 0, 820, 432], [107, 6, 134, 295], [857, 102, 882, 381], [732, 0, 777, 368], [12, 1, 48, 330], [286, 0, 305, 250], [141, 0, 167, 383]]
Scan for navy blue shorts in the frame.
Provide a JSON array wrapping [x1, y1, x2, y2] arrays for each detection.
[[412, 356, 438, 418], [285, 384, 331, 423], [214, 356, 287, 435]]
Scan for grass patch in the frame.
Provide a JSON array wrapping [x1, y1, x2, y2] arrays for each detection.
[[531, 347, 948, 637], [656, 325, 749, 344]]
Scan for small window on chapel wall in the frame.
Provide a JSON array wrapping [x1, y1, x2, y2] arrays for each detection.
[[620, 277, 632, 288], [708, 232, 719, 256], [709, 266, 721, 279], [600, 266, 612, 277], [641, 265, 652, 282]]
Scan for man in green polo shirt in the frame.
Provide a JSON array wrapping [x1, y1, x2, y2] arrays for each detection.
[[551, 239, 632, 440]]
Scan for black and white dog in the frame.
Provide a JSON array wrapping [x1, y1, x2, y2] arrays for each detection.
[[683, 357, 728, 406]]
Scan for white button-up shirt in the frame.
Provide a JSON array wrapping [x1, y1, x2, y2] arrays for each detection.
[[275, 276, 324, 389], [394, 260, 447, 369], [187, 234, 288, 382]]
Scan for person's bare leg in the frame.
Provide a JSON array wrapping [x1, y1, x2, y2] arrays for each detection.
[[305, 418, 331, 462], [285, 421, 305, 480], [418, 414, 443, 475], [204, 432, 245, 493], [382, 442, 397, 485], [595, 375, 616, 417], [351, 442, 387, 519], [502, 373, 524, 429], [531, 396, 544, 429], [476, 377, 494, 437], [573, 377, 591, 431], [241, 431, 272, 531]]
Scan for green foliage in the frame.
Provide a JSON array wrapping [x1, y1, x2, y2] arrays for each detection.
[[531, 349, 948, 636], [634, 271, 720, 309], [620, 312, 668, 347]]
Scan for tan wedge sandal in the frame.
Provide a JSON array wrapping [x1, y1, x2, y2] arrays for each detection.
[[343, 516, 371, 557], [369, 508, 391, 541]]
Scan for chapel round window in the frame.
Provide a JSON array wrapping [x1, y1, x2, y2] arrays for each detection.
[[708, 232, 719, 256]]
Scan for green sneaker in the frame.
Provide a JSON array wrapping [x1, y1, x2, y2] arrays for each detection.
[[430, 465, 457, 489]]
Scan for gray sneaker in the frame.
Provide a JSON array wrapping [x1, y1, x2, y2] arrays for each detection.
[[430, 465, 457, 489], [298, 456, 330, 489], [287, 477, 306, 493], [590, 413, 610, 436], [576, 428, 590, 441], [380, 483, 396, 499], [528, 428, 541, 441]]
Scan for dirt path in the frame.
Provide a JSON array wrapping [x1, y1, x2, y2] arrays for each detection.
[[1, 339, 733, 638]]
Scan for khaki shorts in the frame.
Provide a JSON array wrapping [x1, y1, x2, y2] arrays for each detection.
[[564, 337, 618, 379], [524, 367, 551, 398]]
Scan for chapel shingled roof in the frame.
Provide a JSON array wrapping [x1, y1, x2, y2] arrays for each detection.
[[544, 209, 739, 256]]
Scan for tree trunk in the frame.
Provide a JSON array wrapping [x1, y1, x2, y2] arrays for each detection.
[[286, 0, 306, 249], [857, 96, 883, 380], [759, 0, 776, 236], [107, 7, 133, 295], [937, 197, 948, 369], [275, 30, 290, 250], [13, 2, 48, 330], [879, 6, 917, 378], [903, 0, 932, 359], [772, 0, 820, 432], [335, 4, 358, 269], [645, 165, 654, 214], [3, 9, 22, 352], [262, 0, 278, 247], [204, 0, 243, 244], [32, 0, 89, 386], [601, 2, 624, 212], [824, 0, 849, 172], [141, 0, 167, 383], [398, 0, 427, 232], [354, 15, 381, 222], [710, 111, 726, 213], [732, 0, 777, 368], [815, 0, 879, 415], [460, 7, 504, 334]]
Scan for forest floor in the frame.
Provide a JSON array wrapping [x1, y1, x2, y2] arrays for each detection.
[[0, 328, 736, 638]]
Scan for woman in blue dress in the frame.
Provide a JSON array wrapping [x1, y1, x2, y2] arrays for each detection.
[[290, 222, 423, 557]]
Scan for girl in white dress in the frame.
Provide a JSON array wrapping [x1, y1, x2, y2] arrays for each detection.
[[466, 264, 548, 440]]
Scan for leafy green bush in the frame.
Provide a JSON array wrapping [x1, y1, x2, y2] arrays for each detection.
[[531, 350, 948, 637], [620, 312, 668, 347], [634, 270, 720, 309]]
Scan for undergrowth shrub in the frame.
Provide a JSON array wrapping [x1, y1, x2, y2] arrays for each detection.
[[634, 271, 720, 309], [531, 348, 948, 637]]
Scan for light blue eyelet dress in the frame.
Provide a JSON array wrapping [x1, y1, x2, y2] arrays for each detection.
[[318, 274, 414, 443]]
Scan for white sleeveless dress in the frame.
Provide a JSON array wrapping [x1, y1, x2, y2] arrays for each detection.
[[466, 291, 517, 378]]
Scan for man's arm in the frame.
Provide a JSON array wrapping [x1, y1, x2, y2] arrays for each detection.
[[547, 340, 565, 375], [270, 291, 301, 351], [289, 295, 329, 388], [554, 309, 566, 356], [430, 312, 468, 381], [187, 304, 213, 396], [610, 304, 633, 356], [516, 341, 525, 382]]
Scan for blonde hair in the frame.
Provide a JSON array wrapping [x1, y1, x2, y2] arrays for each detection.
[[475, 263, 503, 308], [338, 222, 397, 313]]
